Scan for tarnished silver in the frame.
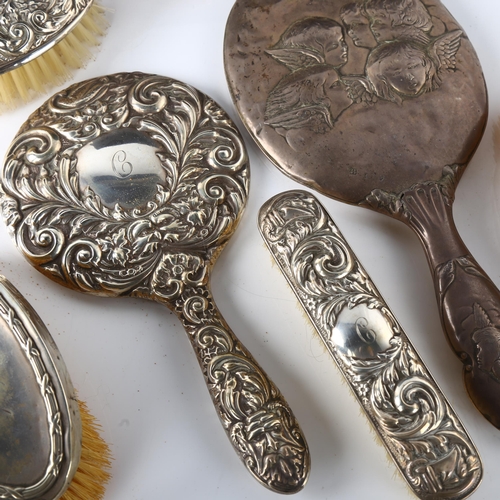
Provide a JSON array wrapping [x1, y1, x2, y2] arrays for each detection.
[[0, 72, 310, 493], [224, 0, 500, 430], [259, 190, 482, 500], [0, 274, 81, 500], [0, 0, 94, 74]]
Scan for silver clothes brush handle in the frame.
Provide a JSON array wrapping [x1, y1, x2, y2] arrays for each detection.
[[259, 190, 482, 500], [0, 274, 81, 500]]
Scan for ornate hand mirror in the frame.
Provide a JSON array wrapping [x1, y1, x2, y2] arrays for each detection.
[[0, 72, 309, 493], [224, 0, 500, 428]]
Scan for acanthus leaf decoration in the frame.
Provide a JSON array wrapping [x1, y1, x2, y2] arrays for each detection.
[[0, 72, 249, 298], [259, 190, 482, 499]]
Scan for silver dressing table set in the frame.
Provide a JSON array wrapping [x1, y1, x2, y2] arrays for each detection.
[[1, 1, 500, 499]]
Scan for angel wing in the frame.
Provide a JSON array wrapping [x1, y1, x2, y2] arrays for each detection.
[[265, 81, 302, 122], [266, 47, 323, 72], [430, 29, 463, 71], [265, 77, 333, 131], [342, 76, 377, 105]]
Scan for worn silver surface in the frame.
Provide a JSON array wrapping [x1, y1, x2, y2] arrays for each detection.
[[224, 0, 486, 203], [0, 0, 93, 73], [0, 275, 81, 500], [224, 0, 500, 430], [259, 190, 482, 500], [0, 72, 309, 493]]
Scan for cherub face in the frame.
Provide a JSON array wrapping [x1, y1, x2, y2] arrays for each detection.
[[341, 10, 375, 48], [368, 11, 398, 42], [323, 26, 348, 67], [378, 52, 427, 96], [477, 341, 498, 371]]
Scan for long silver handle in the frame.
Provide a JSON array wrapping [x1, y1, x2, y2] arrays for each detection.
[[165, 282, 310, 494]]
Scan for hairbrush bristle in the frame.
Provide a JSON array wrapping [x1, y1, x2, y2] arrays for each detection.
[[0, 3, 108, 109], [61, 399, 112, 500]]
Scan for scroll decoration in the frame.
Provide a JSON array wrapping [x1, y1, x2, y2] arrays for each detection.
[[175, 285, 310, 493], [260, 190, 482, 499], [0, 72, 249, 298], [0, 0, 93, 64]]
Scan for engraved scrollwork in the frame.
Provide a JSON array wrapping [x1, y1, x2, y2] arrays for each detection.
[[0, 72, 249, 298], [261, 192, 384, 333], [6, 128, 61, 167], [17, 216, 65, 265], [0, 0, 92, 69], [259, 190, 482, 499], [151, 252, 207, 301], [128, 75, 170, 115], [291, 233, 354, 288], [178, 287, 310, 493]]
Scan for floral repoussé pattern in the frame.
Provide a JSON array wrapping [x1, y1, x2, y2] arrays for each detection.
[[0, 72, 310, 493], [259, 190, 482, 500]]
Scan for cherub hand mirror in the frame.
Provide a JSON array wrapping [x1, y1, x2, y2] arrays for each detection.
[[224, 1, 500, 427], [0, 72, 309, 493]]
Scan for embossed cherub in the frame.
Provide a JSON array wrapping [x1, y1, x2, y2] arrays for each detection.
[[365, 0, 433, 44], [264, 17, 353, 134], [364, 30, 462, 104], [340, 2, 377, 49]]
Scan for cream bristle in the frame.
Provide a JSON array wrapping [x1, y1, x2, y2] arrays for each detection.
[[0, 3, 109, 110], [33, 52, 56, 83], [55, 37, 85, 69], [74, 20, 100, 47], [44, 44, 71, 82], [61, 399, 112, 500], [9, 67, 30, 101], [0, 71, 14, 102]]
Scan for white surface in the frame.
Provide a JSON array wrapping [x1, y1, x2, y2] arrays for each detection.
[[1, 1, 500, 499]]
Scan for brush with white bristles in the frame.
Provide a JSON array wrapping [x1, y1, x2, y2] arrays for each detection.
[[0, 1, 108, 108]]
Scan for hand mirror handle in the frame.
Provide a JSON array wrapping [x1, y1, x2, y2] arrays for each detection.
[[151, 263, 311, 494], [366, 169, 500, 426], [0, 72, 310, 493]]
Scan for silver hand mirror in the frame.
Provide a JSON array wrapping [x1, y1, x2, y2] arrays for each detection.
[[224, 0, 500, 428], [0, 72, 309, 493]]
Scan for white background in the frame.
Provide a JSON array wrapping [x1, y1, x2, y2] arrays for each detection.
[[1, 1, 500, 499]]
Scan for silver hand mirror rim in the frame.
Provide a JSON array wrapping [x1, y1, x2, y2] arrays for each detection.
[[0, 71, 311, 493], [223, 0, 488, 204]]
